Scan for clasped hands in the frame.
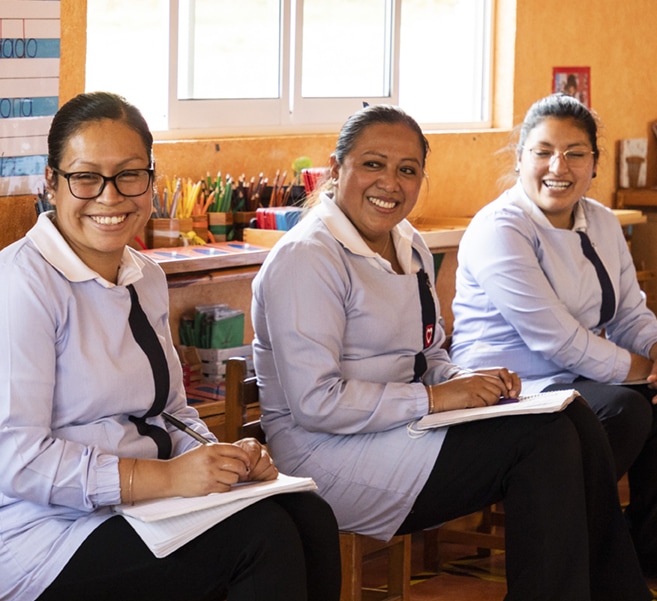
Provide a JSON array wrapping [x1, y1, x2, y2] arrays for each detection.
[[169, 438, 279, 497], [427, 367, 521, 414]]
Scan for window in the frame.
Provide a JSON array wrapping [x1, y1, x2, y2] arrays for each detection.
[[86, 0, 492, 136]]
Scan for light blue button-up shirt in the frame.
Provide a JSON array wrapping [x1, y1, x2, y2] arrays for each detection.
[[0, 213, 209, 600], [451, 183, 657, 394], [252, 194, 461, 540]]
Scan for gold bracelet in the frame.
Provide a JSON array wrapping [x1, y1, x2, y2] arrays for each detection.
[[427, 385, 435, 414], [128, 459, 137, 506]]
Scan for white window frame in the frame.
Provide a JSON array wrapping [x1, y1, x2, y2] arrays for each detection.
[[166, 0, 492, 136]]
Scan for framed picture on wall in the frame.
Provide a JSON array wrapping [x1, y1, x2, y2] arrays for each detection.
[[552, 66, 591, 108]]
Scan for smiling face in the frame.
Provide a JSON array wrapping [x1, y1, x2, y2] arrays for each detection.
[[330, 122, 425, 247], [517, 116, 597, 229], [45, 118, 153, 282]]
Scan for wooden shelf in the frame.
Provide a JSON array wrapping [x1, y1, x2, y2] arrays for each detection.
[[616, 188, 657, 209], [612, 209, 647, 226]]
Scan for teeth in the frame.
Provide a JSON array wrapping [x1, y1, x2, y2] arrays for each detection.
[[91, 215, 127, 225], [368, 196, 396, 209], [544, 181, 570, 190]]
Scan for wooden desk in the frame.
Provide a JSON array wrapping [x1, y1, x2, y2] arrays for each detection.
[[142, 242, 270, 346]]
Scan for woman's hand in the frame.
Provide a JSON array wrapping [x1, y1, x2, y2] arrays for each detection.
[[631, 343, 657, 403], [233, 438, 279, 482], [429, 367, 521, 413], [627, 352, 657, 396], [121, 440, 280, 505], [163, 443, 253, 497], [473, 367, 521, 399]]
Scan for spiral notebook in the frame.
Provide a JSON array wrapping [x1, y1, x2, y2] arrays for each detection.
[[415, 389, 578, 430], [113, 474, 316, 557]]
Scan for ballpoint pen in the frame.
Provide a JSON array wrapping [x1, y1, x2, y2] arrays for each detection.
[[162, 411, 213, 445]]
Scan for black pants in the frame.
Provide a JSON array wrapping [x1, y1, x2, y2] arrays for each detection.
[[544, 378, 657, 575], [38, 491, 341, 601], [397, 398, 652, 601]]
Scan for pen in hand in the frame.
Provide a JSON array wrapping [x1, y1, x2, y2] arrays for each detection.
[[162, 411, 213, 445]]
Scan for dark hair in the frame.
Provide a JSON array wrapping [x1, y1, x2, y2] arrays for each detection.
[[47, 91, 153, 171], [334, 104, 430, 167], [517, 93, 599, 159]]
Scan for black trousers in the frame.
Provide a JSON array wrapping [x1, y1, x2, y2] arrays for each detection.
[[397, 398, 652, 601], [544, 378, 657, 575], [38, 491, 341, 601]]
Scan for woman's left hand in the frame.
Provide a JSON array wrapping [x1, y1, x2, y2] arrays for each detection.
[[233, 438, 279, 482]]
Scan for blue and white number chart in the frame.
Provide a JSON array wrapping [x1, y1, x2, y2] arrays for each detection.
[[1, 1, 60, 196]]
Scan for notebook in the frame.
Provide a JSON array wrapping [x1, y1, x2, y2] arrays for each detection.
[[113, 474, 316, 557], [414, 389, 579, 430]]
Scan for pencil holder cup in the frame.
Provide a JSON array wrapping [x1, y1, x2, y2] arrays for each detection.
[[192, 214, 210, 243], [146, 218, 181, 248], [178, 217, 193, 234], [208, 212, 233, 241]]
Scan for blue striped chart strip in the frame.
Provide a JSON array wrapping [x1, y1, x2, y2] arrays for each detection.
[[0, 95, 58, 119]]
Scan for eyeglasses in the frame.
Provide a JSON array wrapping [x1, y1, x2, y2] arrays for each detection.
[[525, 147, 595, 168], [51, 167, 154, 200]]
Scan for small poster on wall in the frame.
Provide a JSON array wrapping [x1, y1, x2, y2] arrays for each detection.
[[552, 66, 590, 108]]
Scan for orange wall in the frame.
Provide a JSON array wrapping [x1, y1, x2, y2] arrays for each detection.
[[2, 0, 657, 247]]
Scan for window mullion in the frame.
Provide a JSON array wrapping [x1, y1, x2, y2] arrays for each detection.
[[177, 0, 195, 98], [168, 0, 179, 128], [283, 0, 297, 124], [389, 0, 401, 103]]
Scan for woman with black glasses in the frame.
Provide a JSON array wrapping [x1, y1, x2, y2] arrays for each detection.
[[0, 91, 340, 601]]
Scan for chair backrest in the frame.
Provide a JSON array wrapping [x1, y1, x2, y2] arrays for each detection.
[[224, 356, 265, 443]]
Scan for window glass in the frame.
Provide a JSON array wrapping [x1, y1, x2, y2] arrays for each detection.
[[178, 0, 280, 100], [301, 0, 392, 98], [399, 0, 490, 124], [86, 0, 168, 131]]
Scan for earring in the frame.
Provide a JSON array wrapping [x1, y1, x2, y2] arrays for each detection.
[[514, 166, 520, 173], [331, 178, 339, 185]]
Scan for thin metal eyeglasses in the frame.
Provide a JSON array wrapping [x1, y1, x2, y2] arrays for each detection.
[[51, 166, 154, 200], [525, 147, 595, 168]]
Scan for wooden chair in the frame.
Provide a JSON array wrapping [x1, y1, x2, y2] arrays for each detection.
[[423, 505, 505, 572], [224, 356, 412, 601]]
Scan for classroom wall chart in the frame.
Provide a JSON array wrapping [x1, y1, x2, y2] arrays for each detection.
[[0, 1, 60, 196]]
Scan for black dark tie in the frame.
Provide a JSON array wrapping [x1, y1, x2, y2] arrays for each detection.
[[127, 284, 172, 459], [577, 231, 616, 327], [412, 269, 436, 382]]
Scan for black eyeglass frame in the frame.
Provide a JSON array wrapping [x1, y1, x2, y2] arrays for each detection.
[[51, 166, 154, 200]]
